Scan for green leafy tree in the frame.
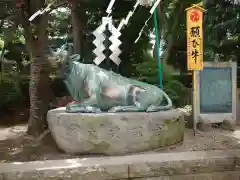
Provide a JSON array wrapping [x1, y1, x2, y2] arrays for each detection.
[[204, 0, 240, 62], [0, 0, 153, 137], [158, 0, 240, 72]]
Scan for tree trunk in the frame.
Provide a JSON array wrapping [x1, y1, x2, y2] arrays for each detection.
[[70, 0, 83, 54], [161, 5, 182, 65], [27, 44, 53, 137], [154, 3, 183, 71], [19, 1, 54, 137]]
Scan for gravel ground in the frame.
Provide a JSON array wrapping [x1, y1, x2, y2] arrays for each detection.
[[0, 124, 240, 163]]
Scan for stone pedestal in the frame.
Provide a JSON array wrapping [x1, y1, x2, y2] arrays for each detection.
[[47, 107, 185, 155]]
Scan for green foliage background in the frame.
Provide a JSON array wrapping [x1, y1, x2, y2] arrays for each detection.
[[0, 0, 240, 112]]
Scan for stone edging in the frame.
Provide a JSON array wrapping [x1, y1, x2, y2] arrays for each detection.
[[0, 149, 240, 179]]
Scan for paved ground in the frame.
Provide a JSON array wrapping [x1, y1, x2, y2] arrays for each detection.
[[0, 124, 240, 162]]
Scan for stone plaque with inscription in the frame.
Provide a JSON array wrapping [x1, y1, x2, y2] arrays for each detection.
[[196, 62, 237, 128], [200, 67, 232, 113]]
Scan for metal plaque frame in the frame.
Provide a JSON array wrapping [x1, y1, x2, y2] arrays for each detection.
[[195, 61, 237, 125]]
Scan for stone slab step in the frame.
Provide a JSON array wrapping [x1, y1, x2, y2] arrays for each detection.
[[129, 171, 240, 180], [1, 149, 240, 180]]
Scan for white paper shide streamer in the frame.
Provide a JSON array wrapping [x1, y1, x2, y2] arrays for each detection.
[[117, 1, 140, 31], [92, 17, 122, 66], [106, 0, 117, 14], [138, 0, 154, 7], [135, 0, 162, 43], [29, 4, 52, 21], [92, 18, 108, 65], [109, 26, 122, 66]]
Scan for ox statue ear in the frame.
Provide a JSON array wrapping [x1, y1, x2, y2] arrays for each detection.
[[62, 44, 72, 63]]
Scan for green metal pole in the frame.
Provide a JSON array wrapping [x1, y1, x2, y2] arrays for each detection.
[[153, 4, 163, 89]]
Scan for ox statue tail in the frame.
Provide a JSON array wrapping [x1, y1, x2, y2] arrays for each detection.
[[146, 88, 173, 112]]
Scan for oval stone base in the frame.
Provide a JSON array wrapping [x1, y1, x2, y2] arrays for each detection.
[[47, 107, 185, 155]]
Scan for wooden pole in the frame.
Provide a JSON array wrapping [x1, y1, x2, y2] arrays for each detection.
[[186, 4, 206, 136], [193, 70, 197, 136]]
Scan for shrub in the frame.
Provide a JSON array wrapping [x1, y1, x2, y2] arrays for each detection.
[[163, 79, 188, 107], [0, 75, 23, 112], [134, 50, 188, 107]]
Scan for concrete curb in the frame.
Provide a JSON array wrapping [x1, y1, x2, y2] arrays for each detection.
[[0, 149, 240, 179]]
